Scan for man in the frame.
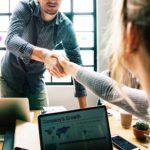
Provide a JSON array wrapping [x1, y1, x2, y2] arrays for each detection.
[[1, 0, 87, 109]]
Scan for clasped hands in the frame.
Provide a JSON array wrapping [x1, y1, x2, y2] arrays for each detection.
[[44, 51, 69, 78]]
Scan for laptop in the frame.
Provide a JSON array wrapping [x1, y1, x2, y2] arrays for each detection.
[[38, 105, 113, 150], [0, 98, 30, 125]]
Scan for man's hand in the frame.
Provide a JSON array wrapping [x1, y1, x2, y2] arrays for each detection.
[[45, 55, 67, 78], [31, 47, 67, 78]]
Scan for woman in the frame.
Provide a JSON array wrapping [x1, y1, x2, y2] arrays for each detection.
[[52, 0, 150, 122]]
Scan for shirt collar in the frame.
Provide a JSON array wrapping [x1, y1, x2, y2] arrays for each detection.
[[55, 12, 66, 25], [32, 0, 40, 17]]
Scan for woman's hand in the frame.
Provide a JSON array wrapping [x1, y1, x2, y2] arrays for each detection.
[[56, 54, 80, 78]]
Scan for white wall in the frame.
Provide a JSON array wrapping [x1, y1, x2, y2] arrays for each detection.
[[46, 1, 111, 110], [47, 85, 98, 110], [96, 0, 111, 72]]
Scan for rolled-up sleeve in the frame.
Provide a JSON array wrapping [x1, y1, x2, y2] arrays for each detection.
[[5, 1, 35, 64]]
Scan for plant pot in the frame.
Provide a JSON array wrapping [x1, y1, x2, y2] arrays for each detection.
[[133, 125, 150, 141]]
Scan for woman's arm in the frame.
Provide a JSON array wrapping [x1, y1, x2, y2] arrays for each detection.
[[76, 68, 148, 120], [57, 56, 149, 121]]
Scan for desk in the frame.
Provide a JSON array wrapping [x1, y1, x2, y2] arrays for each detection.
[[109, 116, 149, 150], [0, 111, 149, 150]]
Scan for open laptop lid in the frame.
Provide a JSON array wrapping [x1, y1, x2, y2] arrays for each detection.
[[38, 105, 113, 150], [0, 98, 30, 125]]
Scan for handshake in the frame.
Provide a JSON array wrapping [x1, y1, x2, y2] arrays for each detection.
[[44, 51, 80, 78]]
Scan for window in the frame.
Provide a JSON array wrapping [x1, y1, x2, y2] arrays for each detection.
[[0, 0, 97, 85]]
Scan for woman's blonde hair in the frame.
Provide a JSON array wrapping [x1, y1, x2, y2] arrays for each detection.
[[103, 0, 150, 110], [106, 0, 128, 85], [107, 0, 150, 86]]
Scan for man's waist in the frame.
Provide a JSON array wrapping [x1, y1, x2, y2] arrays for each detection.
[[1, 75, 44, 93]]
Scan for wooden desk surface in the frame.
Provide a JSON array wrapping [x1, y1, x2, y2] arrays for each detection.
[[0, 111, 149, 150], [109, 116, 149, 150]]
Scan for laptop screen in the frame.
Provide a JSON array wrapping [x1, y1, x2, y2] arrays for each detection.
[[38, 106, 113, 150]]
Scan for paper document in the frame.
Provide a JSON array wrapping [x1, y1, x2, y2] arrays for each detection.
[[42, 106, 66, 114], [14, 106, 66, 150], [14, 120, 40, 150]]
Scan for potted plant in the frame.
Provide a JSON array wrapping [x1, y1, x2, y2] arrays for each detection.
[[133, 120, 150, 141]]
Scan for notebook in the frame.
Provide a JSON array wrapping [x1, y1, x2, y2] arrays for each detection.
[[38, 105, 113, 150], [0, 98, 31, 125]]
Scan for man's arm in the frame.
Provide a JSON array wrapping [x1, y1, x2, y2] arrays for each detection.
[[78, 96, 87, 109], [5, 1, 65, 77]]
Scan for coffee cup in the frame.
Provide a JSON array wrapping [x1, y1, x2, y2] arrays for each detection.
[[120, 113, 132, 129]]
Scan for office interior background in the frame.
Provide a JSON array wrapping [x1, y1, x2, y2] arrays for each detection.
[[0, 0, 111, 109]]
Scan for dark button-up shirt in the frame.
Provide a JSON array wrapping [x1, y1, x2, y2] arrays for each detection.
[[1, 0, 87, 97]]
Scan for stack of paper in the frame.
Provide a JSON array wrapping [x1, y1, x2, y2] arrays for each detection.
[[14, 120, 40, 150]]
